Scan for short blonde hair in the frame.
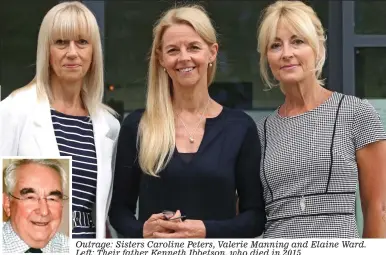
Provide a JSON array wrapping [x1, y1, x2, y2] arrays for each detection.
[[31, 1, 114, 116], [257, 0, 326, 89], [138, 5, 217, 176]]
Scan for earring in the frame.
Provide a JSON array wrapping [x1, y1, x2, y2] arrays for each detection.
[[163, 68, 166, 72], [209, 63, 213, 67]]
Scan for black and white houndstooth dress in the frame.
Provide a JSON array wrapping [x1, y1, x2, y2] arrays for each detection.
[[257, 92, 386, 238]]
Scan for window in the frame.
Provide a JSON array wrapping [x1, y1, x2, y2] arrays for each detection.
[[355, 47, 386, 98], [104, 1, 329, 114], [1, 1, 59, 99], [355, 1, 386, 35], [104, 1, 171, 112]]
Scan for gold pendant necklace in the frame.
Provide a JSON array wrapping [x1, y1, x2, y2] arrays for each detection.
[[177, 98, 211, 143]]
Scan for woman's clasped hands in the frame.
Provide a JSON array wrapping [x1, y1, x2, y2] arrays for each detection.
[[143, 210, 206, 238]]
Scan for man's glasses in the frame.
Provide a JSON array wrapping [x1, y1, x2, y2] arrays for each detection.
[[8, 193, 69, 208]]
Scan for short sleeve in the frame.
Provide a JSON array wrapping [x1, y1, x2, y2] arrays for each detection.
[[352, 99, 386, 150]]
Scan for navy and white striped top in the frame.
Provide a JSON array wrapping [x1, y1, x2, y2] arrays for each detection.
[[51, 109, 98, 238]]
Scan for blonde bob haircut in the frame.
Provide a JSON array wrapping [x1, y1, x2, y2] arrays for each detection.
[[138, 5, 217, 176], [25, 1, 113, 116], [257, 0, 326, 89]]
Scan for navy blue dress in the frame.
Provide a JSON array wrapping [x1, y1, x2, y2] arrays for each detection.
[[51, 109, 97, 238], [109, 107, 266, 238]]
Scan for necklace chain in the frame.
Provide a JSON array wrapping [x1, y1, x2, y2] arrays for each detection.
[[177, 98, 211, 143]]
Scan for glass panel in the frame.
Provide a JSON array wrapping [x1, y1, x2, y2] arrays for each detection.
[[355, 48, 386, 98], [355, 47, 386, 134], [355, 1, 386, 34], [1, 1, 59, 99], [104, 1, 329, 113], [206, 0, 278, 110], [104, 1, 171, 112]]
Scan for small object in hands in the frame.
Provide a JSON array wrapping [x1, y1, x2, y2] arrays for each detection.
[[162, 210, 186, 221], [168, 215, 187, 221], [162, 210, 175, 219]]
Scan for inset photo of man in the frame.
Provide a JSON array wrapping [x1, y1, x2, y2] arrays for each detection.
[[2, 158, 71, 253]]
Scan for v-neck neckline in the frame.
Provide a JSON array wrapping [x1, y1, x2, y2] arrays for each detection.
[[175, 107, 227, 165]]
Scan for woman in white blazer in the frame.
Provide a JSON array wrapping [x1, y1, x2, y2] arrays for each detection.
[[0, 2, 120, 239]]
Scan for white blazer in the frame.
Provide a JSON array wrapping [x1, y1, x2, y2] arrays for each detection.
[[0, 85, 120, 238]]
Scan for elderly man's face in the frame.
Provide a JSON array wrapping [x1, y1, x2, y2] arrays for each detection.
[[3, 163, 64, 248]]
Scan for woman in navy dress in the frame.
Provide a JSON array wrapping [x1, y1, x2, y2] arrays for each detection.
[[109, 5, 266, 238]]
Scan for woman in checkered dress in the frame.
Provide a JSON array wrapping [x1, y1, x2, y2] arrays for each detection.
[[256, 1, 386, 238]]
